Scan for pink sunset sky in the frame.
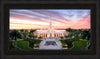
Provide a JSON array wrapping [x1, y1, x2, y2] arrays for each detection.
[[10, 9, 90, 30]]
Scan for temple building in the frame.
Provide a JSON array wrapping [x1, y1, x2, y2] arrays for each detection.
[[34, 15, 68, 38]]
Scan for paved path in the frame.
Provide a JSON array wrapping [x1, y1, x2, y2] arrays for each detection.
[[39, 39, 62, 50]]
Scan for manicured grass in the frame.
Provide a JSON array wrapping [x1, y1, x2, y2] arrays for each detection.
[[60, 39, 88, 50], [17, 38, 22, 41], [70, 40, 87, 50], [13, 40, 32, 50], [13, 39, 42, 50]]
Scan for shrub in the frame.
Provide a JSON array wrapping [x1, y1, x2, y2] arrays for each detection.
[[59, 40, 67, 45], [20, 37, 42, 48], [59, 39, 73, 48], [65, 39, 73, 48], [38, 37, 42, 39], [9, 39, 15, 49], [60, 36, 64, 39], [34, 39, 42, 44]]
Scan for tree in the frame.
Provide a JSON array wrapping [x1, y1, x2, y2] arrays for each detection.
[[33, 35, 37, 39], [81, 29, 90, 49], [22, 32, 27, 38], [65, 28, 75, 39], [25, 30, 28, 33], [75, 30, 79, 37], [66, 28, 72, 32], [85, 30, 90, 50], [38, 37, 42, 39], [20, 29, 24, 33], [29, 29, 36, 39], [82, 30, 90, 39], [28, 33, 33, 38], [30, 29, 36, 33], [9, 30, 22, 49]]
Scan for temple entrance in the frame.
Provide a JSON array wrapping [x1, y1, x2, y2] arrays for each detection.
[[50, 33, 52, 38]]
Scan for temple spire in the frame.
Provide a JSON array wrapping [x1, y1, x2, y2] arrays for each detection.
[[48, 13, 53, 38], [50, 14, 52, 29]]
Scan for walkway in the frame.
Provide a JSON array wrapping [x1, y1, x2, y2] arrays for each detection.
[[39, 38, 62, 50]]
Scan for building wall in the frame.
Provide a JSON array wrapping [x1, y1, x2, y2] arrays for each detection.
[[34, 30, 68, 38]]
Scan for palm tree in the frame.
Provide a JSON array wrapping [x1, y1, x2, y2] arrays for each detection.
[[9, 30, 21, 49]]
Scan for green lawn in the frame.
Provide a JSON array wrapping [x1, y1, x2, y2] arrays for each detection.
[[13, 40, 32, 50], [70, 40, 87, 50], [60, 39, 88, 50], [13, 39, 42, 50]]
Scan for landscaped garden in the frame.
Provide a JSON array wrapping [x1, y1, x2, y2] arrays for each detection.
[[9, 28, 90, 50], [70, 40, 87, 50], [59, 28, 90, 50], [12, 39, 42, 50], [9, 29, 42, 50]]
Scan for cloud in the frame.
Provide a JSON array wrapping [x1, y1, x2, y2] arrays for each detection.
[[10, 9, 90, 29]]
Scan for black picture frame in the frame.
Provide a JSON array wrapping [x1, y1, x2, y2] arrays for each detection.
[[0, 0, 99, 59]]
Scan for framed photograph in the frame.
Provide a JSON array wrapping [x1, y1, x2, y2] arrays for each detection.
[[0, 0, 99, 59]]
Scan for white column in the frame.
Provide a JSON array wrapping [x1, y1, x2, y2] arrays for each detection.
[[37, 33, 39, 37], [62, 33, 64, 37]]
